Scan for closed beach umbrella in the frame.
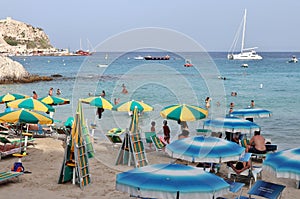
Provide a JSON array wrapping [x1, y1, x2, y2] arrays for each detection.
[[7, 98, 55, 112], [116, 163, 229, 199], [160, 104, 208, 122], [81, 96, 113, 110], [0, 93, 28, 104], [113, 100, 153, 112], [263, 148, 300, 181], [0, 109, 53, 124], [39, 95, 70, 106], [166, 136, 245, 163], [203, 116, 260, 134], [230, 108, 272, 119], [129, 107, 139, 134]]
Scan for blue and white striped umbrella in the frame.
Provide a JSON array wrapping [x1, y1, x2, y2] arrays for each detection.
[[263, 148, 300, 181], [230, 108, 272, 119], [203, 116, 260, 134], [116, 163, 229, 199], [166, 136, 245, 163]]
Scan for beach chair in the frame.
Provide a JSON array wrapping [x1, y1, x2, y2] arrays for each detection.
[[106, 128, 124, 145], [217, 180, 245, 199], [227, 153, 262, 188], [0, 171, 23, 184], [239, 180, 285, 199], [144, 132, 156, 144], [150, 135, 166, 151]]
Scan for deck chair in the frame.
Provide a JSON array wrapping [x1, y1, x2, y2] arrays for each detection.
[[106, 128, 125, 145], [144, 132, 156, 144], [228, 153, 262, 187], [0, 171, 23, 184], [239, 180, 285, 199], [150, 135, 166, 151], [217, 180, 245, 199]]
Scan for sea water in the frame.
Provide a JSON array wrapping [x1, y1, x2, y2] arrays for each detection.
[[2, 52, 299, 150]]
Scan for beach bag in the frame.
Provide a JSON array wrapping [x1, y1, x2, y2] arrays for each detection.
[[11, 162, 24, 172]]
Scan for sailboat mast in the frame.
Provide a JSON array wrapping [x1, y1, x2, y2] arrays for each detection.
[[241, 9, 247, 53]]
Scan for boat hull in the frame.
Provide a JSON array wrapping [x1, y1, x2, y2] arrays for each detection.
[[228, 52, 262, 60]]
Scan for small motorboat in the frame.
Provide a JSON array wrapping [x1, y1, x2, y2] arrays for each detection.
[[134, 55, 144, 60], [241, 63, 248, 68], [184, 59, 193, 67], [288, 56, 298, 63]]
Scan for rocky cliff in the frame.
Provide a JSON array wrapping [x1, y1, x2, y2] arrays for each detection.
[[0, 17, 52, 50], [0, 56, 52, 84]]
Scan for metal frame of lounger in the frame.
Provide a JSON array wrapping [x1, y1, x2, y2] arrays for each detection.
[[150, 136, 165, 151]]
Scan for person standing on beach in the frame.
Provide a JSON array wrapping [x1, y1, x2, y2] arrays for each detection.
[[32, 91, 38, 99], [48, 87, 53, 96], [114, 98, 120, 105], [163, 120, 170, 144]]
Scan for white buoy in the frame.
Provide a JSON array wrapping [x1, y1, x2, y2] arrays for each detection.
[[260, 83, 263, 89]]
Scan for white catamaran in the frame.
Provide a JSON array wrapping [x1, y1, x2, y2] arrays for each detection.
[[227, 9, 262, 60]]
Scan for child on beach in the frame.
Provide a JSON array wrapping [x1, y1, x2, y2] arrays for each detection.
[[48, 87, 53, 96], [205, 97, 211, 108]]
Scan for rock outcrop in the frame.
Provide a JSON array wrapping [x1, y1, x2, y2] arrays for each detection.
[[0, 56, 52, 84]]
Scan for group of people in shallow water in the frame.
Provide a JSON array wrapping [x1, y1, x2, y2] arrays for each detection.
[[32, 87, 62, 99]]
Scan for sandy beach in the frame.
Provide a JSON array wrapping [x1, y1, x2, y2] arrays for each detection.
[[0, 137, 299, 199]]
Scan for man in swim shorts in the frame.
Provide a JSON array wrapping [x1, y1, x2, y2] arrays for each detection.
[[246, 131, 266, 154]]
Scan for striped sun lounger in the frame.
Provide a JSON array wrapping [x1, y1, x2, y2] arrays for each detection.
[[0, 171, 23, 183]]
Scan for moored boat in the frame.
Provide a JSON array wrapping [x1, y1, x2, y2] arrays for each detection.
[[287, 56, 298, 63], [144, 55, 170, 60]]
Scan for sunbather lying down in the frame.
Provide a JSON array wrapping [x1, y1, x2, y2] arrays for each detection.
[[228, 160, 251, 174]]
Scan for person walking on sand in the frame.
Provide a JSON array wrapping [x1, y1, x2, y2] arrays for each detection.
[[32, 91, 38, 99], [149, 121, 156, 149], [100, 90, 106, 97], [163, 120, 170, 144]]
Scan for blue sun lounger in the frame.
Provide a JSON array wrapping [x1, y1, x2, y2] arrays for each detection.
[[0, 171, 23, 184], [239, 180, 285, 199]]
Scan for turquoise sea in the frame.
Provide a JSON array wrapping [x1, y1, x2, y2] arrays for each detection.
[[1, 52, 299, 150]]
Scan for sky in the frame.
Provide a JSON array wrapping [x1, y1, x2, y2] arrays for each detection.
[[1, 0, 300, 52]]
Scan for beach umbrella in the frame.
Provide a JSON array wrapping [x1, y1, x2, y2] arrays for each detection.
[[160, 104, 208, 122], [0, 93, 28, 104], [112, 100, 153, 112], [166, 136, 245, 163], [7, 98, 55, 112], [230, 108, 272, 119], [203, 116, 260, 134], [81, 96, 113, 110], [38, 95, 70, 106], [116, 163, 229, 199], [0, 109, 53, 124], [263, 148, 300, 181]]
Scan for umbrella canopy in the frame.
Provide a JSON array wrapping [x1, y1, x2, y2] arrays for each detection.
[[7, 98, 55, 112], [166, 136, 245, 163], [203, 116, 260, 134], [116, 163, 229, 199], [263, 148, 300, 181], [230, 108, 272, 119], [39, 95, 70, 106], [81, 96, 113, 110], [0, 109, 53, 124], [0, 93, 28, 104], [113, 100, 153, 112], [160, 104, 208, 121]]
